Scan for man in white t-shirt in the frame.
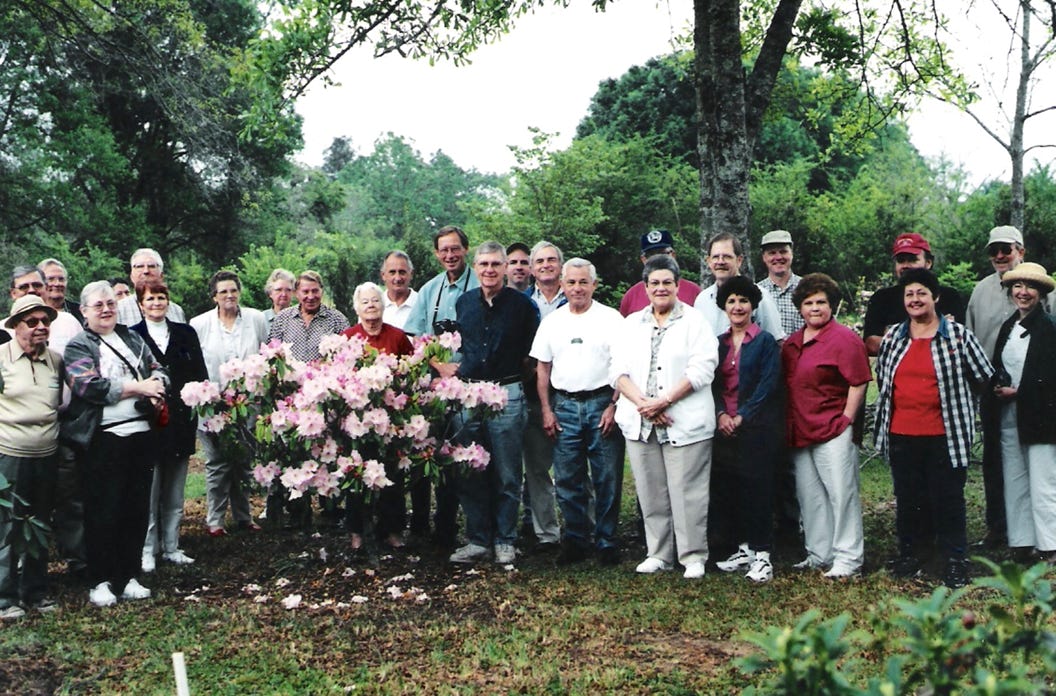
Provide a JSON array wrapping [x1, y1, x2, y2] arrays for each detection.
[[530, 258, 625, 566], [379, 250, 418, 330]]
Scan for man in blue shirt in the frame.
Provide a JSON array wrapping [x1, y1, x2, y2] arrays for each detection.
[[403, 226, 479, 343], [448, 241, 540, 565]]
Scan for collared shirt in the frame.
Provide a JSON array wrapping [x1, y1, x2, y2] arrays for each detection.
[[619, 279, 701, 317], [529, 285, 566, 319], [873, 317, 993, 468], [0, 343, 62, 456], [404, 266, 479, 337], [456, 287, 539, 381], [382, 288, 419, 330], [117, 294, 186, 326], [694, 282, 787, 341], [268, 305, 349, 362], [758, 274, 804, 336], [966, 272, 1017, 358], [717, 323, 763, 417], [529, 300, 623, 392], [782, 319, 871, 448]]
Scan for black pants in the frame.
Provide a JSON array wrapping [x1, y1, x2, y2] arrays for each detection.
[[712, 425, 777, 553], [889, 434, 968, 560], [82, 430, 155, 590]]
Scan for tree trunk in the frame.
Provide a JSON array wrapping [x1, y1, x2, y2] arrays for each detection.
[[1010, 0, 1032, 232]]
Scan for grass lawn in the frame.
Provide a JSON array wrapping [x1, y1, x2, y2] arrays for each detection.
[[3, 446, 1040, 695]]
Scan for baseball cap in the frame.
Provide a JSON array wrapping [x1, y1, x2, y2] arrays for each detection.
[[987, 225, 1023, 247], [892, 233, 931, 256], [640, 229, 674, 254], [760, 230, 793, 247]]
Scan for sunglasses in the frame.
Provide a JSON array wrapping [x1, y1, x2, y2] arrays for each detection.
[[988, 243, 1014, 257], [15, 281, 45, 292], [22, 316, 52, 328]]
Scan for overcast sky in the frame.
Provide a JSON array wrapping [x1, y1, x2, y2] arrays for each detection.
[[294, 1, 1054, 187]]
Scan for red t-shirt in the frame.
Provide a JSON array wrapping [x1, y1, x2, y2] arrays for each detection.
[[342, 323, 413, 356], [890, 337, 946, 436], [782, 319, 872, 448]]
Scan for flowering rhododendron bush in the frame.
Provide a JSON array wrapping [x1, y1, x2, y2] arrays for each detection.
[[181, 332, 506, 500]]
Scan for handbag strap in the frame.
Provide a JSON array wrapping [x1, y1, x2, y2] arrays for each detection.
[[95, 331, 143, 379]]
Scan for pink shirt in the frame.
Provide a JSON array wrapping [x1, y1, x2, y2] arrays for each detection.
[[619, 279, 702, 317], [782, 319, 871, 448], [717, 324, 762, 417]]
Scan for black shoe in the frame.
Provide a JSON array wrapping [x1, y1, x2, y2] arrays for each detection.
[[555, 541, 589, 566], [942, 559, 969, 588], [973, 528, 1005, 549], [597, 546, 622, 567], [891, 555, 922, 579]]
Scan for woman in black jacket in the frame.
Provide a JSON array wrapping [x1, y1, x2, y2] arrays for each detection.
[[132, 279, 208, 572], [988, 262, 1056, 563]]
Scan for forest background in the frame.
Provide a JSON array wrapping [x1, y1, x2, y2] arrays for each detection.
[[3, 0, 1055, 321]]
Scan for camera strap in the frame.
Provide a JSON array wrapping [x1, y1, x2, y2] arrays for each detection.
[[432, 269, 471, 326]]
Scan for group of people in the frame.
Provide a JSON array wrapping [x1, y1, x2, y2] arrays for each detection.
[[1, 221, 1053, 618]]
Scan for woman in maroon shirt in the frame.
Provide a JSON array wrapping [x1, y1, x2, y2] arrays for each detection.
[[341, 282, 413, 554], [782, 274, 871, 579]]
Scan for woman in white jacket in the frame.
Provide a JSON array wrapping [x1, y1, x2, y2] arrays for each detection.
[[611, 255, 719, 578]]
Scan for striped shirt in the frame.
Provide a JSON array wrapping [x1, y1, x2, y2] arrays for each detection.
[[873, 317, 993, 468]]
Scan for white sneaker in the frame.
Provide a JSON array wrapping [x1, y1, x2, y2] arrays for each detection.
[[635, 557, 673, 574], [0, 605, 26, 620], [89, 582, 117, 607], [823, 565, 860, 580], [494, 544, 516, 565], [683, 561, 707, 579], [141, 553, 156, 573], [746, 552, 773, 583], [121, 578, 152, 600], [449, 543, 490, 564], [793, 557, 824, 571], [163, 550, 195, 565], [716, 543, 755, 572]]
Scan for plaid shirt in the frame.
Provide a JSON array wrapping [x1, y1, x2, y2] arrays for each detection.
[[758, 274, 803, 336], [873, 317, 993, 468]]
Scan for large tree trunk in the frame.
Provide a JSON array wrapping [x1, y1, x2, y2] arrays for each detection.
[[693, 0, 803, 279], [1010, 0, 1031, 232]]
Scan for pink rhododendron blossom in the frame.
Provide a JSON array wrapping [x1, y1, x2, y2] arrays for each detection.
[[201, 414, 227, 433], [253, 461, 282, 487], [219, 358, 246, 384], [383, 389, 408, 410], [341, 413, 369, 439], [336, 453, 363, 476], [258, 340, 287, 360], [436, 331, 461, 352], [312, 469, 342, 498], [442, 442, 491, 471], [362, 408, 391, 436], [430, 377, 464, 401], [180, 380, 220, 407], [402, 414, 431, 443], [317, 333, 349, 356], [295, 409, 326, 438], [361, 460, 392, 490], [398, 456, 412, 471], [312, 437, 339, 463]]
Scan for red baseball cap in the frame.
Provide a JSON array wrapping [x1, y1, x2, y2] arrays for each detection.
[[892, 232, 931, 256]]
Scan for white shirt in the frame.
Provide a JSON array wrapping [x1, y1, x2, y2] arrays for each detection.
[[530, 286, 566, 319], [693, 282, 787, 341], [382, 288, 418, 330], [529, 301, 623, 392]]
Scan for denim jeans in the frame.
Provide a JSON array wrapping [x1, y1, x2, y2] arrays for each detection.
[[456, 383, 527, 547], [552, 392, 623, 549]]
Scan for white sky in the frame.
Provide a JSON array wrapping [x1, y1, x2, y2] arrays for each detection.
[[294, 1, 1055, 187]]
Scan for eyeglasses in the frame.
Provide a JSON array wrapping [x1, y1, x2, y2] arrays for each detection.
[[85, 300, 117, 312], [437, 246, 464, 255], [988, 243, 1014, 257], [15, 281, 45, 292], [22, 316, 52, 328]]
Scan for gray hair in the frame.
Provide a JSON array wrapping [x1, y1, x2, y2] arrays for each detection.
[[130, 248, 164, 273], [562, 258, 597, 282], [381, 250, 414, 273], [38, 258, 67, 274], [642, 254, 681, 283], [474, 241, 507, 263], [10, 265, 44, 287], [264, 268, 295, 295], [80, 280, 116, 306], [530, 240, 564, 266], [352, 281, 384, 308]]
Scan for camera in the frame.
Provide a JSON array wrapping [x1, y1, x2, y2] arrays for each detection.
[[432, 318, 459, 335]]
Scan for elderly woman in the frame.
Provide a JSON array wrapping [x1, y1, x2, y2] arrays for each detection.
[[711, 276, 782, 583], [875, 268, 993, 587], [782, 273, 871, 579], [263, 268, 295, 329], [987, 262, 1056, 564], [611, 255, 718, 579], [189, 271, 269, 536], [341, 282, 413, 553], [131, 280, 208, 572], [63, 281, 168, 607]]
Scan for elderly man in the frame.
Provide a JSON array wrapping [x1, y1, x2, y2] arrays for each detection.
[[862, 233, 964, 356], [9, 266, 82, 353], [117, 249, 186, 325], [379, 251, 418, 330], [0, 296, 63, 619], [531, 258, 625, 566], [620, 229, 702, 317], [967, 225, 1027, 548], [404, 225, 480, 339], [268, 270, 349, 362], [38, 258, 83, 325], [693, 233, 786, 340], [448, 241, 540, 565], [505, 242, 532, 292], [756, 230, 804, 336]]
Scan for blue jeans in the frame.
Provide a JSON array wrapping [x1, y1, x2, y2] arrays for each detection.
[[552, 392, 624, 549], [456, 383, 527, 547]]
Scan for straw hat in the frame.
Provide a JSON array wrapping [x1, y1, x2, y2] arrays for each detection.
[[1001, 262, 1056, 293], [4, 294, 58, 329]]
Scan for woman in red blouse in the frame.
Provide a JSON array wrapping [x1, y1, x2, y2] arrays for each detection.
[[341, 282, 412, 554]]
